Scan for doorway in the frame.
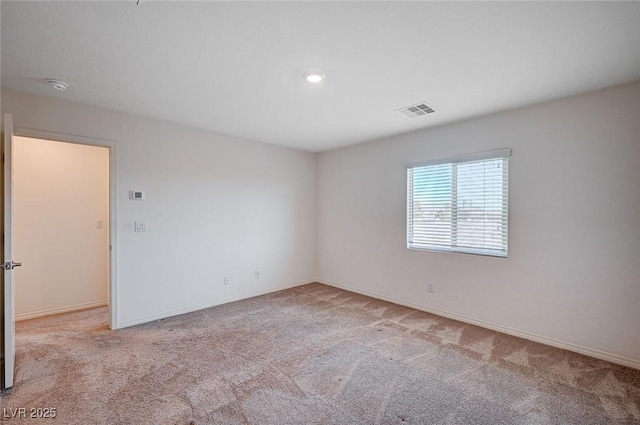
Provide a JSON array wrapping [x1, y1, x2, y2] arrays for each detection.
[[13, 136, 109, 320], [13, 136, 110, 322]]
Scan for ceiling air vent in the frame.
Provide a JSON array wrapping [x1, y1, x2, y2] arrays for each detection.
[[397, 102, 436, 118]]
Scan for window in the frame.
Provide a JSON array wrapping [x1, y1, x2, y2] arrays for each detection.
[[407, 149, 510, 257]]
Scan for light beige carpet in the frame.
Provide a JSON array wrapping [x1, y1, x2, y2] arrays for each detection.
[[1, 283, 639, 424]]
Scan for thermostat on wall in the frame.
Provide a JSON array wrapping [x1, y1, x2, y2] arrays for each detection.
[[129, 190, 145, 200]]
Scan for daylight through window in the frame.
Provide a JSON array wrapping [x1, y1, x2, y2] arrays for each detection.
[[407, 149, 510, 257]]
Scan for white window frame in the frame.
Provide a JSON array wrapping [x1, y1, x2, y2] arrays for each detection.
[[407, 148, 511, 257]]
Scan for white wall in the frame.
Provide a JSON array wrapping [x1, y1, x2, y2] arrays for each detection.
[[2, 88, 317, 328], [14, 136, 109, 320], [3, 81, 639, 367], [317, 81, 640, 367]]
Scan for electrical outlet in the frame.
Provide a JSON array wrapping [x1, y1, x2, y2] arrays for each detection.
[[427, 283, 434, 293], [255, 269, 261, 279], [96, 220, 104, 229], [134, 221, 147, 232], [223, 276, 230, 285]]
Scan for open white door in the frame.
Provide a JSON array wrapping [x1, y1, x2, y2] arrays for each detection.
[[2, 113, 20, 390]]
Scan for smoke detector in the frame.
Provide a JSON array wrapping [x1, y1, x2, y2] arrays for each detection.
[[46, 79, 69, 91], [397, 102, 436, 118]]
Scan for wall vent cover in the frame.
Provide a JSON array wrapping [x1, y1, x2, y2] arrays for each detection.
[[397, 102, 436, 118]]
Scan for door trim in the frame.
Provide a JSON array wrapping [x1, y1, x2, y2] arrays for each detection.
[[13, 127, 120, 330]]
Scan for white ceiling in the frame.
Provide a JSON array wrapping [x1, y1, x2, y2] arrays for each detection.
[[2, 1, 640, 152]]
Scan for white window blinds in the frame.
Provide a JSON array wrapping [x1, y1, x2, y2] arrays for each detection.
[[407, 149, 510, 257]]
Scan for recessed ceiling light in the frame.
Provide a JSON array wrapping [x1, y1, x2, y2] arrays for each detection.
[[304, 72, 325, 84], [46, 79, 69, 91]]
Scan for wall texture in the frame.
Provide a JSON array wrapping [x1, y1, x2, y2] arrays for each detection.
[[3, 81, 639, 367], [2, 88, 317, 328], [317, 81, 640, 367], [14, 136, 109, 320]]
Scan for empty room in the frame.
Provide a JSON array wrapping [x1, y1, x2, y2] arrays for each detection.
[[1, 1, 639, 424]]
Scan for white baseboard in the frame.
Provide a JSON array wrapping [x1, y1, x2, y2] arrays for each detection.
[[16, 300, 108, 321], [117, 279, 314, 329], [317, 279, 640, 370]]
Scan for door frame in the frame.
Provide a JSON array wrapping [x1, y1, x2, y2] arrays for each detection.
[[13, 127, 119, 330]]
